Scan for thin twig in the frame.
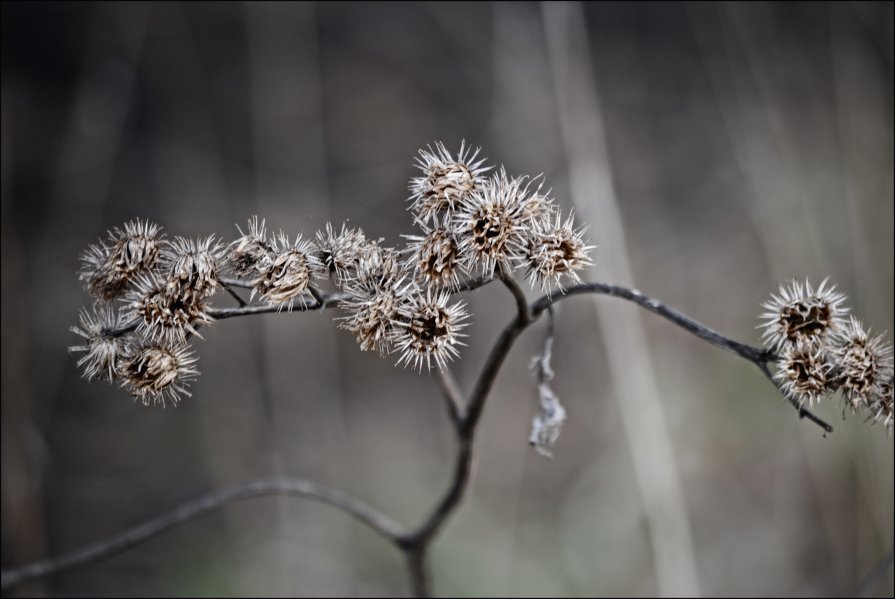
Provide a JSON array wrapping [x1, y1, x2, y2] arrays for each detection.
[[436, 369, 464, 426], [219, 276, 254, 289], [307, 285, 326, 307], [207, 293, 348, 320], [529, 282, 831, 432], [220, 280, 248, 307], [531, 282, 772, 363], [0, 478, 406, 591], [455, 275, 492, 294], [405, 276, 532, 547], [500, 274, 532, 326]]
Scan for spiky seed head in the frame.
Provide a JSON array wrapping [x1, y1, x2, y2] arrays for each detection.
[[338, 279, 410, 356], [348, 245, 407, 297], [79, 219, 165, 299], [409, 141, 491, 224], [227, 216, 273, 278], [521, 211, 594, 296], [124, 273, 211, 344], [832, 316, 894, 410], [759, 278, 848, 350], [871, 377, 893, 432], [161, 236, 225, 302], [251, 232, 319, 309], [119, 341, 198, 407], [69, 302, 131, 382], [453, 170, 530, 278], [313, 222, 373, 286], [394, 288, 469, 371], [774, 341, 836, 407], [403, 218, 464, 290]]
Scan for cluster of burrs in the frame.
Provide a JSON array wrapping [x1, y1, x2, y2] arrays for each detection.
[[71, 142, 594, 406], [760, 279, 893, 431]]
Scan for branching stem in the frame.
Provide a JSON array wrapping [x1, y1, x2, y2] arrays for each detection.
[[9, 276, 833, 595]]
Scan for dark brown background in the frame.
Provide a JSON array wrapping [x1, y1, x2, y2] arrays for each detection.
[[2, 2, 892, 596]]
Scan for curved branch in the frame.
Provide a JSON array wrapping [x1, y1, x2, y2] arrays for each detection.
[[0, 478, 406, 592], [403, 276, 533, 547], [531, 282, 773, 363], [219, 280, 248, 307], [205, 276, 493, 322], [51, 276, 833, 598], [436, 369, 464, 426], [531, 282, 831, 432]]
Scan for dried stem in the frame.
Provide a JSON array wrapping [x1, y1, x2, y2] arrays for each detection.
[[0, 478, 405, 591], [530, 282, 773, 363], [529, 282, 831, 432], [436, 368, 464, 426], [219, 280, 248, 307], [13, 275, 834, 595]]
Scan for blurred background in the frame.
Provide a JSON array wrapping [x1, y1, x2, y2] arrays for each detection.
[[2, 1, 892, 596]]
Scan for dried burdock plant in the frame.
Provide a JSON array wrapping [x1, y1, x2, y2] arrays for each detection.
[[123, 272, 211, 343], [409, 140, 491, 225], [118, 341, 199, 407], [312, 222, 373, 286], [250, 232, 319, 310], [79, 219, 165, 300], [227, 216, 273, 279], [403, 216, 465, 290], [9, 141, 888, 598], [161, 236, 225, 302], [759, 280, 893, 430], [394, 288, 469, 371], [774, 340, 837, 408], [759, 278, 848, 350], [832, 316, 894, 411], [521, 211, 593, 296], [453, 169, 532, 278], [69, 302, 132, 382]]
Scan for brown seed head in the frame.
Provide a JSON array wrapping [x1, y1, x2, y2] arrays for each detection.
[[69, 302, 131, 382], [119, 341, 198, 407], [760, 279, 848, 350], [79, 219, 164, 299]]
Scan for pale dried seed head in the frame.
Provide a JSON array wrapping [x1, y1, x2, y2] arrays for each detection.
[[69, 302, 131, 382], [347, 245, 407, 297], [409, 141, 491, 224], [522, 211, 594, 296], [227, 216, 273, 278], [313, 222, 373, 286], [453, 170, 530, 278], [832, 316, 894, 410], [759, 278, 848, 350], [119, 341, 198, 407], [871, 378, 893, 432], [338, 279, 410, 356], [124, 273, 211, 344], [774, 341, 836, 407], [161, 236, 225, 302], [403, 218, 464, 290], [251, 232, 319, 309], [394, 288, 469, 371], [79, 219, 165, 300]]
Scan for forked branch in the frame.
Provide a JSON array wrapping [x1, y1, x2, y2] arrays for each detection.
[[4, 276, 833, 595]]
